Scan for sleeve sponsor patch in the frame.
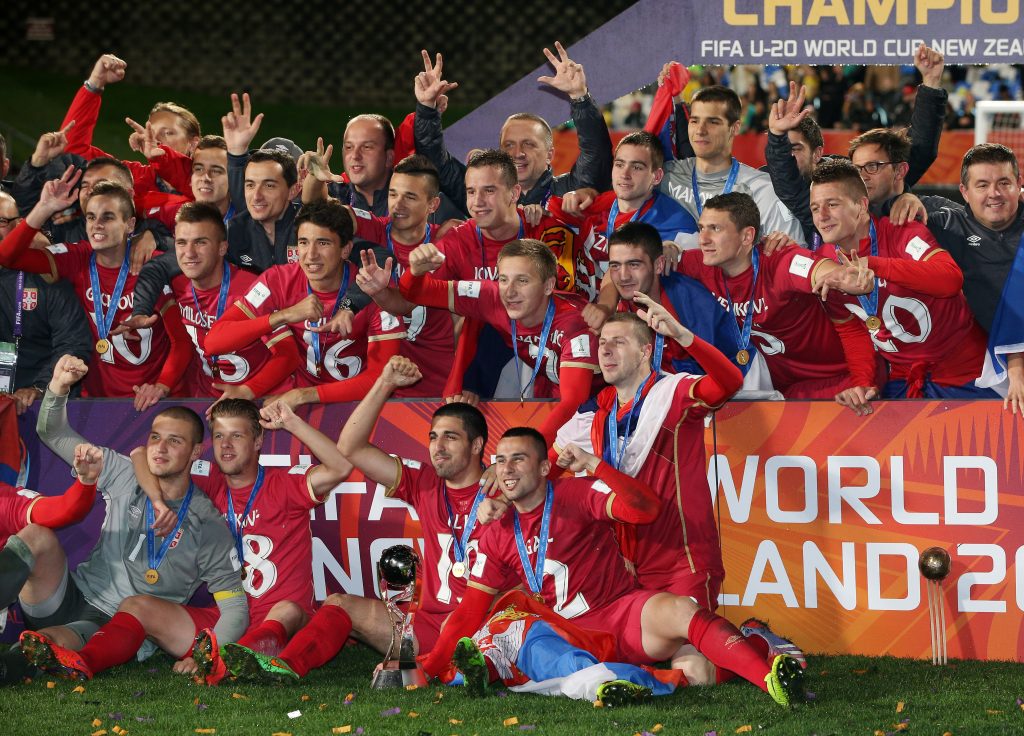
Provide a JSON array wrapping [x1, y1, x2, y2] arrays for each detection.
[[245, 282, 271, 309], [789, 254, 813, 278], [190, 459, 212, 477], [457, 281, 481, 298], [380, 311, 400, 331], [400, 457, 422, 470], [470, 551, 488, 578], [905, 236, 929, 261], [570, 335, 591, 358], [590, 479, 612, 495], [289, 464, 312, 475], [16, 488, 40, 500], [353, 207, 373, 220], [46, 243, 68, 254]]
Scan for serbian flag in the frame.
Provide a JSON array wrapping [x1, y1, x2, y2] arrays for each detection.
[[644, 63, 690, 163], [977, 230, 1024, 396]]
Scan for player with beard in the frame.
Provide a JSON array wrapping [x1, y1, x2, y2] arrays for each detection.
[[216, 356, 492, 681], [0, 169, 191, 408], [206, 199, 405, 408]]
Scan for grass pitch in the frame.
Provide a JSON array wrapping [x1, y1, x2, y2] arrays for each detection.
[[3, 644, 1023, 736]]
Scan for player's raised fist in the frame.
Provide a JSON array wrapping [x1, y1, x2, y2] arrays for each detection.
[[73, 443, 104, 485], [381, 356, 423, 389], [281, 293, 324, 325], [556, 443, 600, 474], [49, 354, 89, 395], [408, 243, 445, 276], [259, 399, 299, 431], [88, 54, 126, 90]]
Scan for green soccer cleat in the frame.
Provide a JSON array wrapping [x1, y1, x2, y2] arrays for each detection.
[[222, 642, 298, 683], [595, 679, 653, 707], [452, 637, 489, 697], [765, 654, 806, 707], [19, 630, 92, 681]]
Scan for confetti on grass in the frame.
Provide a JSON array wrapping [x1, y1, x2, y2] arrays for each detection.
[[896, 701, 905, 713], [46, 682, 55, 689], [287, 710, 302, 719], [92, 719, 103, 727], [72, 686, 86, 694], [342, 693, 355, 705], [504, 716, 520, 726], [380, 707, 401, 717], [736, 727, 753, 734], [231, 693, 247, 700], [331, 728, 351, 735]]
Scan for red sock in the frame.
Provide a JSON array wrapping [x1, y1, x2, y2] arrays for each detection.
[[715, 633, 771, 683], [236, 619, 289, 654], [687, 609, 771, 692], [79, 612, 147, 674], [277, 605, 352, 677]]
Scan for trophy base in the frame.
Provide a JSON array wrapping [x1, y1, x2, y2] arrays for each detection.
[[371, 661, 428, 689]]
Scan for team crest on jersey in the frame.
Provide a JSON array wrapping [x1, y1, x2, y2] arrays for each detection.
[[490, 605, 531, 623], [286, 245, 299, 263], [21, 288, 38, 311]]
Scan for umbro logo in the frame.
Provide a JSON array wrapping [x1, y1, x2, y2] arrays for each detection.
[[967, 235, 982, 247]]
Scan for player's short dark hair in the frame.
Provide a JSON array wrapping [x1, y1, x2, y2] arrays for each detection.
[[432, 403, 488, 452], [150, 101, 201, 140], [811, 157, 869, 200], [691, 86, 742, 125], [498, 238, 557, 283], [502, 113, 553, 149], [248, 149, 298, 188], [616, 130, 664, 171], [603, 311, 654, 347], [608, 221, 663, 262], [500, 427, 548, 460], [176, 201, 227, 241], [795, 115, 824, 150], [196, 134, 228, 153], [154, 406, 205, 444], [346, 113, 396, 151], [209, 398, 263, 439], [295, 199, 354, 246], [467, 149, 518, 189], [703, 191, 761, 241], [393, 154, 441, 199], [86, 180, 135, 220], [848, 128, 910, 164], [85, 156, 134, 188], [961, 143, 1020, 186]]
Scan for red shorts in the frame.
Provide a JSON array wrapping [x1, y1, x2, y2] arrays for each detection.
[[184, 605, 220, 636], [657, 569, 723, 611], [571, 588, 659, 665]]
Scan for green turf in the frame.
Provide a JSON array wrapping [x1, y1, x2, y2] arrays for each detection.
[[3, 644, 1023, 735], [0, 65, 473, 169]]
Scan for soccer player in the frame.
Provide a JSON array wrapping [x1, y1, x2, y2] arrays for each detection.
[[0, 168, 192, 407], [657, 86, 805, 244], [142, 135, 237, 228], [810, 158, 997, 399], [222, 356, 492, 681], [206, 199, 405, 408], [120, 202, 300, 400], [677, 192, 881, 408], [413, 44, 611, 209], [418, 428, 805, 707], [399, 239, 599, 444], [15, 356, 246, 681]]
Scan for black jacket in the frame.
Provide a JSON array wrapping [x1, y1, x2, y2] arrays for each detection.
[[0, 268, 92, 393], [764, 84, 949, 244], [413, 95, 613, 209]]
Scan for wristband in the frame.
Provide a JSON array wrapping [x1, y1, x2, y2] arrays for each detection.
[[83, 79, 103, 94], [570, 92, 592, 104]]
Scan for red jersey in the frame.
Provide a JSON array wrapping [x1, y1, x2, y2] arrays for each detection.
[[195, 464, 322, 622], [556, 372, 723, 588], [435, 210, 606, 300], [238, 262, 406, 387], [679, 246, 851, 393], [388, 458, 485, 617], [0, 482, 40, 548], [43, 241, 177, 397], [471, 477, 637, 620], [173, 265, 291, 396], [351, 209, 455, 397], [615, 295, 689, 375], [821, 217, 987, 382], [445, 282, 599, 399]]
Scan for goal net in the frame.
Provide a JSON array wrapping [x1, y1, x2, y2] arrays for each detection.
[[975, 101, 1024, 163]]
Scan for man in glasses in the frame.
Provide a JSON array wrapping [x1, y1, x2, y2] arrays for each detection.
[[848, 130, 913, 210]]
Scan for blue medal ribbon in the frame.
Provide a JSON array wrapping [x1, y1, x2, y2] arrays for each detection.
[[88, 241, 133, 342], [692, 158, 740, 216], [226, 466, 265, 570], [385, 221, 431, 254], [190, 261, 231, 375], [146, 482, 195, 574], [721, 247, 760, 354], [510, 298, 556, 400], [851, 219, 880, 322], [442, 484, 486, 565], [223, 202, 236, 226], [605, 194, 655, 239], [307, 263, 350, 373], [651, 333, 665, 376], [604, 372, 656, 469], [512, 481, 553, 596], [476, 216, 524, 270]]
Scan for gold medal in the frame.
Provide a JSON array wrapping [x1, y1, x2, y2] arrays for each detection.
[[736, 349, 750, 366], [95, 338, 110, 354], [865, 316, 882, 331], [144, 568, 160, 585], [452, 561, 467, 579]]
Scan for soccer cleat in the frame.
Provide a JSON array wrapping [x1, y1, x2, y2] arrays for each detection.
[[452, 637, 489, 697], [741, 617, 807, 669], [595, 679, 653, 707], [222, 643, 298, 683], [765, 654, 805, 707], [192, 628, 228, 686], [19, 631, 92, 681]]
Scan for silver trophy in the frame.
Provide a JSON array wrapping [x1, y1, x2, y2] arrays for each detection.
[[371, 544, 427, 688]]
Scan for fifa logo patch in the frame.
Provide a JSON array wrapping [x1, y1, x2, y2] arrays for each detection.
[[21, 288, 38, 311]]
